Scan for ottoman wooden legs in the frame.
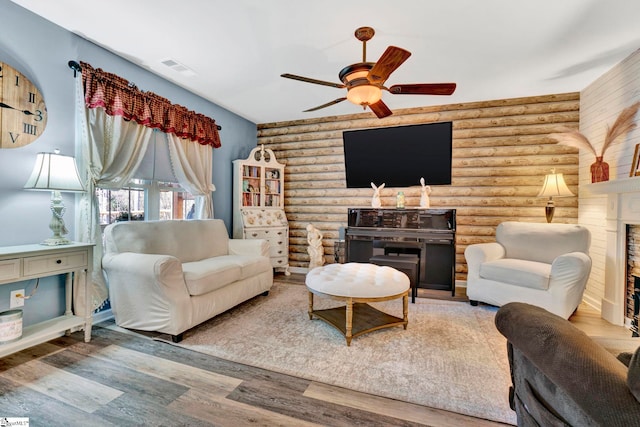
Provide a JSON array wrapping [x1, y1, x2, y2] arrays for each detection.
[[308, 292, 314, 320], [305, 263, 411, 345], [345, 299, 354, 345], [307, 290, 409, 346]]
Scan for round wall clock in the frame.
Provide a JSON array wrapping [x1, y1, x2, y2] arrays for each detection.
[[0, 61, 48, 149]]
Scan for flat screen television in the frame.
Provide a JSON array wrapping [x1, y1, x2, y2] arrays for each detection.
[[342, 121, 453, 188]]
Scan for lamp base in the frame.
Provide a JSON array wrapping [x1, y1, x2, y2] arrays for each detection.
[[41, 236, 73, 246], [545, 199, 555, 223], [42, 190, 72, 246]]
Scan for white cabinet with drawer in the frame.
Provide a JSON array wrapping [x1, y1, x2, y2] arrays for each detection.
[[233, 146, 290, 275], [0, 243, 94, 358], [0, 259, 21, 282], [247, 227, 289, 271], [235, 208, 290, 275], [23, 250, 88, 276]]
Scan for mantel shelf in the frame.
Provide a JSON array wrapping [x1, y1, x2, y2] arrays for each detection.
[[583, 176, 640, 195]]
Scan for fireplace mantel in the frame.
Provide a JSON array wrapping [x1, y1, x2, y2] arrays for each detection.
[[584, 176, 640, 325], [584, 176, 640, 195]]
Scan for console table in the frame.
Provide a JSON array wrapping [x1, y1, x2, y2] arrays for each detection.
[[345, 208, 456, 295], [0, 243, 94, 358]]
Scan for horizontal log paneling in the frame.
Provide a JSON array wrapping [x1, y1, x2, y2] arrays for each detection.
[[257, 93, 580, 273], [258, 122, 578, 145], [257, 103, 579, 137], [283, 196, 577, 208], [258, 93, 580, 130]]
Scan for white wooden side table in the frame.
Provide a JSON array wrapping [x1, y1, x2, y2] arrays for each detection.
[[0, 242, 94, 358]]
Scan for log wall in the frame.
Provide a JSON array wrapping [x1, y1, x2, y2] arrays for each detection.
[[256, 92, 580, 281]]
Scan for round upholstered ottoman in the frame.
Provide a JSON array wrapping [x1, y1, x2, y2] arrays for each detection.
[[305, 262, 409, 345]]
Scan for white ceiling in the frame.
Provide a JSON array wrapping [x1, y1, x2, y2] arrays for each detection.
[[10, 0, 640, 124]]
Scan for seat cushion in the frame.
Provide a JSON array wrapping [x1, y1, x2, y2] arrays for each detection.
[[182, 255, 271, 296], [232, 255, 272, 280], [479, 258, 551, 290], [182, 257, 242, 296]]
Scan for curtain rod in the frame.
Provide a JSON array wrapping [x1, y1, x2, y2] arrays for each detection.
[[68, 60, 222, 131]]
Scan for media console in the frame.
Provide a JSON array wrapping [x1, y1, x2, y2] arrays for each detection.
[[345, 208, 456, 295]]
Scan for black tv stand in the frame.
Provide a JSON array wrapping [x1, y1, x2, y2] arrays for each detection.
[[345, 208, 456, 295]]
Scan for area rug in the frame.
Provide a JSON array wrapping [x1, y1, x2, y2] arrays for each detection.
[[166, 283, 516, 425]]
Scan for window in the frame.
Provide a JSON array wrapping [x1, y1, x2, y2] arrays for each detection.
[[158, 181, 196, 221], [97, 133, 196, 226], [97, 185, 144, 224], [98, 180, 195, 226]]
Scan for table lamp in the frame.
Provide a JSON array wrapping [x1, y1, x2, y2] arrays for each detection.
[[537, 169, 574, 223], [24, 149, 85, 245]]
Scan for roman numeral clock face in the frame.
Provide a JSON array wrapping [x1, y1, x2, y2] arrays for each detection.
[[0, 61, 48, 148]]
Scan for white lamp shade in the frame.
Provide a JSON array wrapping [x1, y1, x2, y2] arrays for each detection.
[[24, 151, 85, 192], [537, 172, 573, 198]]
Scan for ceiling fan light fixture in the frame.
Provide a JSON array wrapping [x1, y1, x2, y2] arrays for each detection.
[[281, 26, 457, 117], [340, 63, 381, 106], [347, 84, 382, 106]]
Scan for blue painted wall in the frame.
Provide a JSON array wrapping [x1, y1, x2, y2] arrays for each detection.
[[0, 0, 257, 325]]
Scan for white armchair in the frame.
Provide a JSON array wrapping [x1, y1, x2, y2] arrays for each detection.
[[464, 221, 591, 319]]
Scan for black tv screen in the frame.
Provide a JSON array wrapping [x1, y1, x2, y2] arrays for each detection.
[[343, 122, 453, 188]]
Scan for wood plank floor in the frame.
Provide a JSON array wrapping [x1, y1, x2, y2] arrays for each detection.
[[0, 273, 634, 427]]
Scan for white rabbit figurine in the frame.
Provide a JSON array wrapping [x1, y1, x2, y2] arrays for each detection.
[[419, 177, 431, 208], [371, 182, 384, 208]]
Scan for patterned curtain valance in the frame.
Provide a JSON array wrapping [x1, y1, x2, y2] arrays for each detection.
[[80, 61, 221, 148]]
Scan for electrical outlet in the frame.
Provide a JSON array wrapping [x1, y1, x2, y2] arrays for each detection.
[[10, 289, 25, 308]]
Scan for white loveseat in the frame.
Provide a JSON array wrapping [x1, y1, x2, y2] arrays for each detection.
[[464, 221, 591, 319], [102, 219, 273, 341]]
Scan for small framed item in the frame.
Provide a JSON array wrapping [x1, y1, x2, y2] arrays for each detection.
[[631, 143, 640, 177]]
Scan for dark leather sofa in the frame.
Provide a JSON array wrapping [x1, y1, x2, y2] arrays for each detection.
[[495, 302, 640, 426]]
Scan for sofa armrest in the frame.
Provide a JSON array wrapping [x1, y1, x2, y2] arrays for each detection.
[[102, 252, 192, 334], [549, 251, 592, 288], [464, 242, 505, 278], [496, 302, 640, 426], [228, 238, 270, 257]]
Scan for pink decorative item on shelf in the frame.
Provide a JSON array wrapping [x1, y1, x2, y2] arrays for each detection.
[[549, 102, 640, 183]]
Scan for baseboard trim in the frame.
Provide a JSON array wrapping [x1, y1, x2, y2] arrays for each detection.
[[582, 294, 601, 313], [93, 308, 114, 324], [66, 308, 114, 334]]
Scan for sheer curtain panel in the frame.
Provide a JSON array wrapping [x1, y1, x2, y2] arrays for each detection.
[[76, 77, 154, 315], [166, 132, 215, 219], [74, 61, 221, 314]]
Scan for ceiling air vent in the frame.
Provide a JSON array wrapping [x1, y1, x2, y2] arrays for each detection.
[[160, 58, 196, 76]]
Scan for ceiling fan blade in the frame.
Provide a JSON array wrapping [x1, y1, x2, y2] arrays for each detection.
[[281, 73, 345, 89], [303, 97, 348, 112], [368, 46, 412, 84], [388, 83, 457, 95], [369, 99, 393, 118]]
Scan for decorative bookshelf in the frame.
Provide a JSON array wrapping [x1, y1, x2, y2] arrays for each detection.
[[233, 145, 289, 275]]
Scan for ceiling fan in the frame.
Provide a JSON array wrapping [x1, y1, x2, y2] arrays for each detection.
[[281, 26, 457, 119]]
